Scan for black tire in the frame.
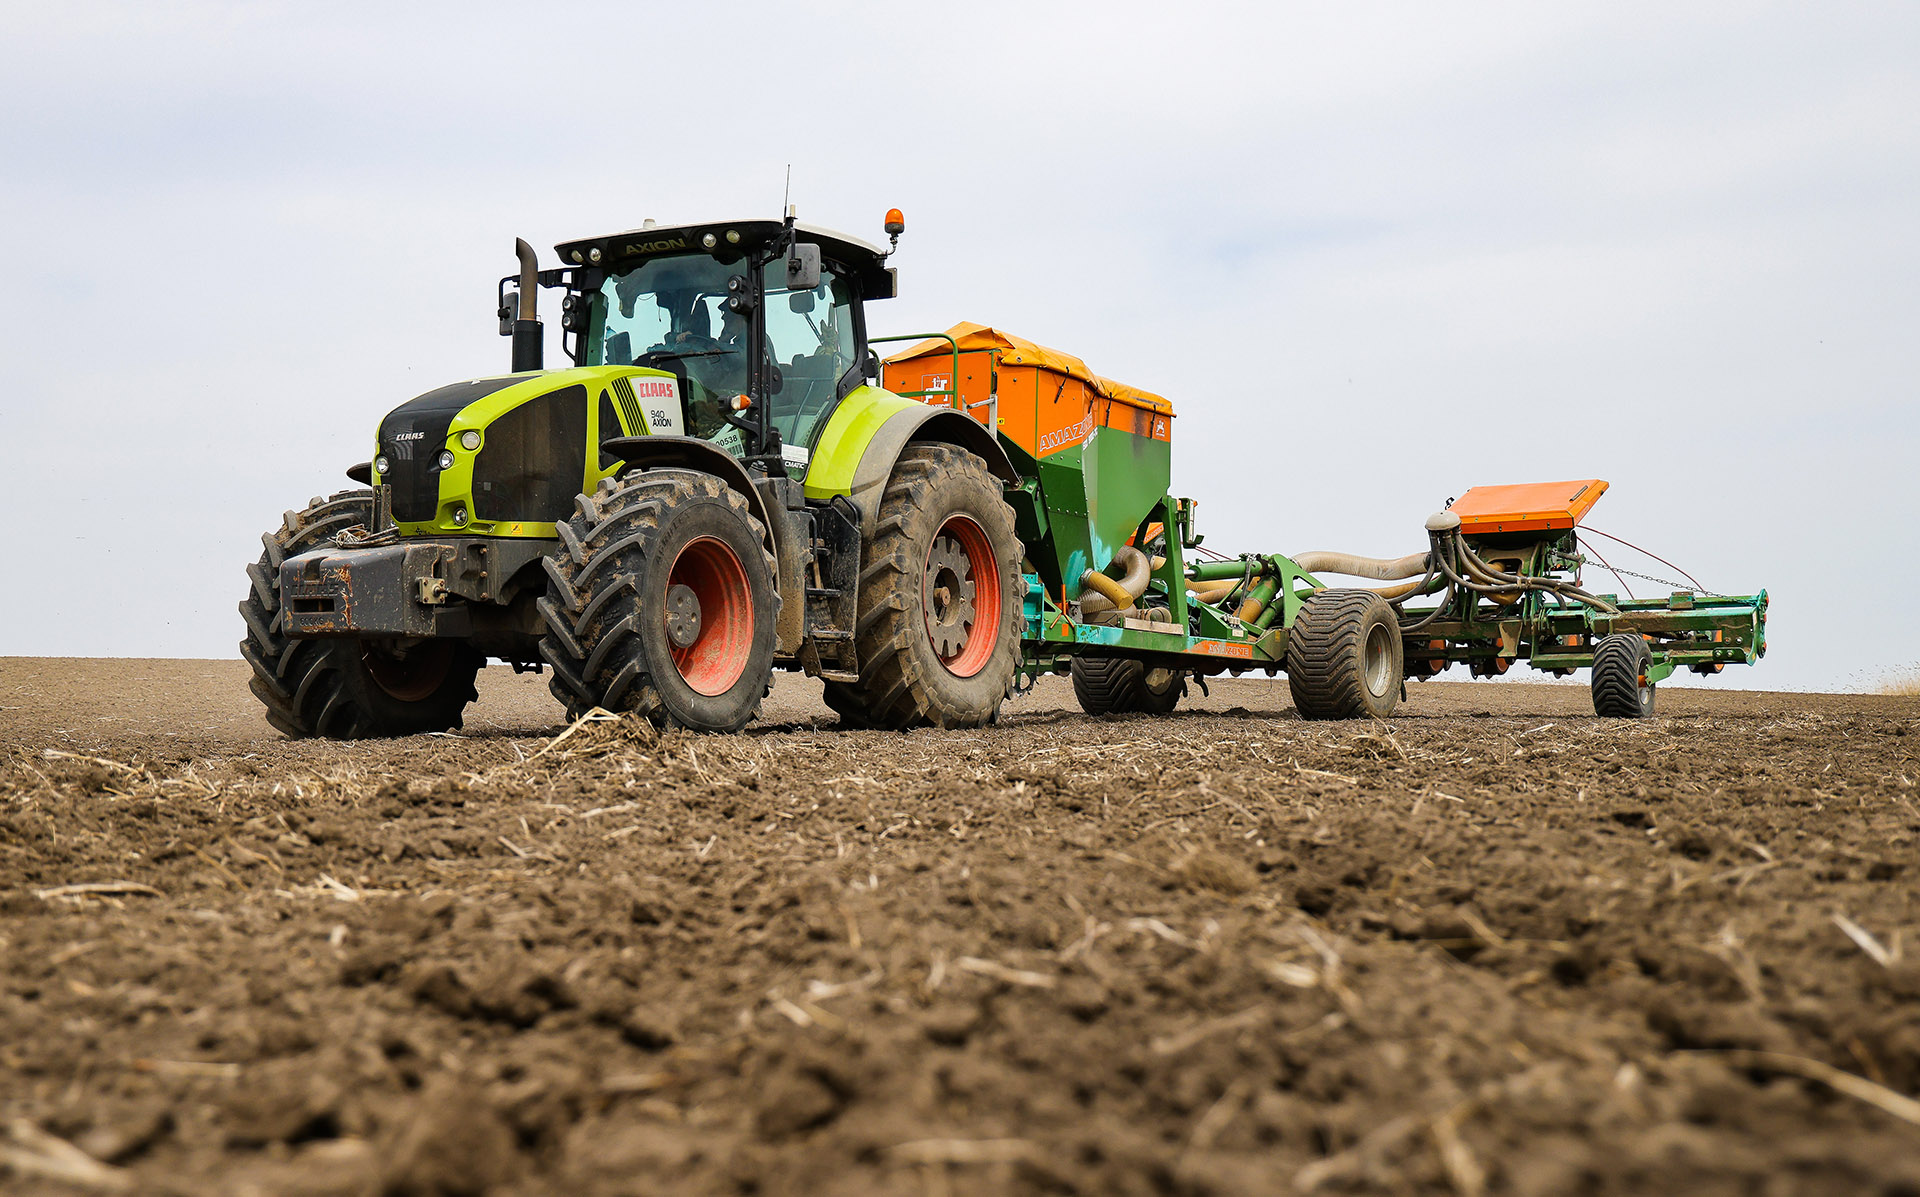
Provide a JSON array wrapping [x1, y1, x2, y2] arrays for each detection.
[[540, 470, 778, 732], [820, 680, 876, 729], [239, 491, 480, 738], [824, 444, 1022, 729], [1071, 657, 1185, 716], [1591, 633, 1656, 718], [1285, 589, 1404, 720]]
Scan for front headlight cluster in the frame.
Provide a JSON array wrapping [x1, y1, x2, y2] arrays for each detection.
[[373, 454, 391, 476]]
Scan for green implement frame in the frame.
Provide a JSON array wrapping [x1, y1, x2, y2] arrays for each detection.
[[872, 328, 1768, 709]]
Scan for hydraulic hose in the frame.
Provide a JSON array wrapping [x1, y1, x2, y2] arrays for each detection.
[[1433, 530, 1619, 613], [1235, 574, 1281, 622], [1372, 571, 1444, 602], [1187, 579, 1238, 605], [1079, 545, 1152, 616], [1289, 550, 1431, 582]]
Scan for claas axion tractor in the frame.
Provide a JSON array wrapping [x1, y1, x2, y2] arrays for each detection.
[[242, 208, 1769, 737]]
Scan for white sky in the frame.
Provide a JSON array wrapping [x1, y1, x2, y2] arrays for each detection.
[[1, 1, 1915, 691]]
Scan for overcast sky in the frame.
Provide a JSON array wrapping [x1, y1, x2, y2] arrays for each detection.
[[2, 1, 1915, 692]]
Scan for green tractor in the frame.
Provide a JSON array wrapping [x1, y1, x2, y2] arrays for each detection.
[[243, 211, 1022, 735]]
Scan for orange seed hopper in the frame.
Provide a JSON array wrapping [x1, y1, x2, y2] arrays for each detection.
[[1448, 479, 1608, 536], [880, 322, 1173, 461]]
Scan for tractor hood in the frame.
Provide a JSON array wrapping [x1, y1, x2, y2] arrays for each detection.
[[369, 366, 682, 537]]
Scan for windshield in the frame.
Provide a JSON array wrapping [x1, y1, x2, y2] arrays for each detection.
[[585, 248, 861, 457], [587, 253, 749, 445]]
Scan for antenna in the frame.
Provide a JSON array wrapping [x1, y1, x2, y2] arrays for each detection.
[[782, 164, 792, 222]]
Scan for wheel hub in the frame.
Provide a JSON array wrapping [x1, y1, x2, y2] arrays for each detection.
[[923, 534, 977, 659], [665, 583, 702, 648], [1364, 621, 1394, 697], [361, 639, 455, 703], [665, 535, 754, 697]]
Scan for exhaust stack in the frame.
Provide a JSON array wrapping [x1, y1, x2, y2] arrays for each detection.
[[511, 238, 543, 371]]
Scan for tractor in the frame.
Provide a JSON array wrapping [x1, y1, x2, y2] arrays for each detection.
[[243, 210, 1021, 735]]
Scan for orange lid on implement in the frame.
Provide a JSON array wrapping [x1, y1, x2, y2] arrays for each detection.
[[1449, 479, 1608, 535], [884, 322, 1174, 417]]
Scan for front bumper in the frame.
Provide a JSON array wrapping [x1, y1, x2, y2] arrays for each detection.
[[280, 537, 552, 638], [282, 543, 452, 638]]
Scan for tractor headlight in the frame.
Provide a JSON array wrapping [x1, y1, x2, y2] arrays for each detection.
[[374, 454, 390, 476], [436, 449, 456, 471], [450, 505, 468, 527], [459, 429, 481, 451]]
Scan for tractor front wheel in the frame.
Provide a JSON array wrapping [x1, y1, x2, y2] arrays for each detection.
[[239, 490, 481, 738], [824, 444, 1021, 729], [1285, 589, 1404, 720], [1591, 633, 1656, 718], [540, 470, 777, 731]]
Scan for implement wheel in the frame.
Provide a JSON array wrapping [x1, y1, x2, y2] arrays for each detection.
[[1285, 589, 1404, 720], [1071, 658, 1186, 716], [1591, 633, 1656, 718], [239, 490, 481, 738], [540, 470, 777, 731], [824, 444, 1021, 729]]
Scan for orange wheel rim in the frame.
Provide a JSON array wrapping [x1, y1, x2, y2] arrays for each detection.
[[922, 515, 1001, 678], [666, 536, 754, 696]]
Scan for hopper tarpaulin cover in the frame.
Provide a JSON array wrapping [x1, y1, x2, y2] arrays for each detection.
[[884, 322, 1173, 417]]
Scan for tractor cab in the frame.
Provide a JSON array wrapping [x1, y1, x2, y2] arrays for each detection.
[[546, 218, 897, 472]]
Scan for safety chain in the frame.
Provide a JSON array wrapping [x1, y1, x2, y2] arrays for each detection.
[[1593, 565, 1727, 598]]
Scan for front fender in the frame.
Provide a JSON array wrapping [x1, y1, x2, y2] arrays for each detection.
[[602, 434, 776, 551]]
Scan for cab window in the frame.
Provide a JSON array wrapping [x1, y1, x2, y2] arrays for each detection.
[[762, 265, 857, 450]]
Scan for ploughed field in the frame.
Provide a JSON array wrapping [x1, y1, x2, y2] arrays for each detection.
[[2, 658, 1918, 1196]]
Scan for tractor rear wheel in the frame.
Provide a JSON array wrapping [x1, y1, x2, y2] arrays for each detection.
[[240, 490, 481, 738], [540, 470, 777, 731], [1591, 633, 1656, 718], [820, 680, 876, 729], [1071, 657, 1186, 716], [825, 444, 1021, 729], [1285, 589, 1404, 720]]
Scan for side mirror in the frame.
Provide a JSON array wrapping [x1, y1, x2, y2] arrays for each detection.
[[785, 243, 822, 292], [865, 350, 880, 381], [788, 290, 816, 314], [498, 290, 518, 336]]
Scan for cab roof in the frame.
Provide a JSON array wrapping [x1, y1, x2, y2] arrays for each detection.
[[554, 218, 896, 301]]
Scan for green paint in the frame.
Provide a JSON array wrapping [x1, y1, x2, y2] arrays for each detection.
[[376, 365, 678, 539], [801, 385, 923, 502]]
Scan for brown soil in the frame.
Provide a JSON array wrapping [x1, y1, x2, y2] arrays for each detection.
[[3, 658, 1918, 1195]]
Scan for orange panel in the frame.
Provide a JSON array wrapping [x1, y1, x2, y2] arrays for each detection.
[[881, 323, 1175, 461], [1450, 479, 1608, 535], [1029, 368, 1093, 457], [880, 348, 993, 419]]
